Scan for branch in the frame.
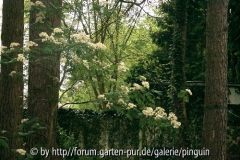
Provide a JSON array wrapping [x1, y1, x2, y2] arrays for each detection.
[[59, 101, 94, 108]]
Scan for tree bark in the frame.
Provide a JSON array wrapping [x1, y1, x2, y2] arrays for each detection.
[[202, 0, 229, 159], [171, 0, 188, 151], [0, 0, 24, 159], [27, 0, 62, 159]]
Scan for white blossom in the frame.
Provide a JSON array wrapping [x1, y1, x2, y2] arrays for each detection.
[[185, 89, 192, 95], [35, 12, 45, 23], [95, 42, 107, 50], [82, 60, 89, 69], [60, 57, 67, 63], [17, 54, 26, 62], [140, 76, 146, 81], [53, 28, 63, 34], [133, 83, 142, 90], [39, 32, 49, 38], [35, 1, 46, 8], [142, 107, 154, 116], [21, 119, 29, 124], [28, 41, 38, 47], [120, 85, 129, 94], [118, 98, 126, 105], [106, 102, 113, 108], [118, 62, 129, 72], [168, 112, 178, 121], [109, 78, 116, 82], [1, 46, 7, 50], [1, 46, 7, 54], [25, 2, 35, 10], [25, 41, 38, 51], [154, 107, 167, 120], [16, 149, 26, 155], [98, 94, 106, 100], [171, 121, 181, 128], [70, 32, 90, 43], [127, 103, 136, 109], [142, 81, 149, 89], [10, 42, 20, 49], [167, 112, 181, 128]]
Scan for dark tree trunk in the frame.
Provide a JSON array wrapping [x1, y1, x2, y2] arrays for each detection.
[[0, 0, 24, 159], [202, 0, 229, 159], [27, 0, 62, 159], [171, 0, 188, 150]]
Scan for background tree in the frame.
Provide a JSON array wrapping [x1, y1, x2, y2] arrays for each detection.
[[202, 0, 229, 159], [59, 0, 152, 110], [0, 0, 24, 159], [27, 0, 62, 158], [170, 0, 188, 149]]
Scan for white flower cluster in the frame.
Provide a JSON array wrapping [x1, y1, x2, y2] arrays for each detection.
[[118, 98, 126, 105], [1, 46, 7, 54], [39, 32, 49, 42], [60, 57, 67, 63], [73, 56, 81, 64], [154, 107, 167, 120], [70, 32, 91, 43], [98, 94, 106, 100], [39, 30, 64, 44], [127, 103, 137, 109], [21, 119, 29, 124], [120, 85, 129, 94], [94, 42, 107, 50], [140, 75, 149, 89], [142, 107, 180, 128], [16, 149, 26, 155], [36, 12, 45, 23], [70, 32, 107, 50], [17, 54, 26, 62], [142, 107, 154, 116], [53, 28, 64, 34], [106, 102, 113, 108], [82, 60, 89, 69], [10, 42, 20, 50], [185, 89, 192, 95], [132, 83, 142, 90], [25, 41, 38, 52], [140, 76, 146, 81], [168, 112, 181, 128], [35, 1, 46, 8], [142, 81, 149, 89], [118, 62, 129, 72], [26, 1, 46, 10]]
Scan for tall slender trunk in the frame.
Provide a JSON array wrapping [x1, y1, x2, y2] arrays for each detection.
[[27, 0, 62, 159], [171, 0, 188, 150], [202, 0, 229, 159], [0, 0, 24, 159]]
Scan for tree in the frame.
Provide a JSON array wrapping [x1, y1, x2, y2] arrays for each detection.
[[202, 0, 229, 159], [0, 0, 24, 159], [59, 0, 150, 110], [27, 0, 62, 158], [171, 0, 188, 149]]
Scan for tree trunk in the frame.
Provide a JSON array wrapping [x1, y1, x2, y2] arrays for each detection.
[[0, 0, 24, 159], [171, 0, 188, 150], [202, 0, 229, 159], [27, 0, 62, 159]]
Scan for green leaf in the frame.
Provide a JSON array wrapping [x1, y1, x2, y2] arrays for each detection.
[[0, 138, 9, 148]]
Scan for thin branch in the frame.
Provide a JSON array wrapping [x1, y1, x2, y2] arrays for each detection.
[[59, 101, 94, 108]]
